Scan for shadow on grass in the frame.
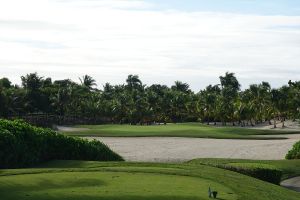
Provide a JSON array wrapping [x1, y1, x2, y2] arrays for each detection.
[[0, 178, 107, 192]]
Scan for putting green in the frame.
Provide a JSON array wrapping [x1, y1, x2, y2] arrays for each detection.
[[62, 123, 298, 139], [0, 171, 236, 200]]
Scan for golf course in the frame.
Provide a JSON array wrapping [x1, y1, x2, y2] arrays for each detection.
[[1, 160, 300, 200], [2, 66, 300, 200], [1, 0, 300, 199], [1, 120, 300, 199]]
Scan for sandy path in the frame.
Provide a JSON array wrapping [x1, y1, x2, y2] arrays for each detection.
[[87, 134, 300, 162], [281, 177, 300, 192]]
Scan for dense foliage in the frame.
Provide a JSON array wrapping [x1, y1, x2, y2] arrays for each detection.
[[0, 72, 299, 126], [286, 140, 300, 159], [223, 163, 282, 185], [0, 119, 123, 168]]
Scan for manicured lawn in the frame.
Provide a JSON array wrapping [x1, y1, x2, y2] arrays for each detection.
[[1, 160, 300, 200], [62, 123, 299, 139], [188, 158, 300, 180]]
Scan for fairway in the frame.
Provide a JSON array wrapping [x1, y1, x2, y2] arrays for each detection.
[[60, 123, 299, 139], [1, 160, 300, 200], [0, 171, 234, 200]]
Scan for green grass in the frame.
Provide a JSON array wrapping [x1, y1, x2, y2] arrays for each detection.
[[188, 158, 300, 180], [61, 123, 299, 139], [1, 160, 300, 200]]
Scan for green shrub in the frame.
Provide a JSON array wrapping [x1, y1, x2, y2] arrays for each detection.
[[0, 119, 123, 168], [222, 163, 282, 185], [286, 140, 300, 159]]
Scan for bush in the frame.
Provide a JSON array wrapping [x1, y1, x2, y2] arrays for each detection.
[[222, 163, 282, 185], [0, 119, 123, 168], [286, 140, 300, 159]]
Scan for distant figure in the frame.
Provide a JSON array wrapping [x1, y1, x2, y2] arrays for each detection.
[[208, 187, 212, 198]]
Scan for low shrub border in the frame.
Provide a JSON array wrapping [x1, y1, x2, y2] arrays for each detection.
[[286, 140, 300, 159], [221, 163, 282, 185], [0, 119, 123, 169]]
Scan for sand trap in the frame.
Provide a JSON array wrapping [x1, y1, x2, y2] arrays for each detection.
[[209, 120, 300, 131], [87, 134, 300, 162], [249, 120, 300, 130], [281, 177, 300, 192]]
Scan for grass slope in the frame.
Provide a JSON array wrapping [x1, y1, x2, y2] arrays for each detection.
[[62, 123, 299, 139], [1, 160, 300, 200], [188, 158, 300, 180]]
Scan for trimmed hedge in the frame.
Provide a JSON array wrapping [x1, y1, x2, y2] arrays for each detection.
[[222, 163, 282, 185], [286, 140, 300, 159], [0, 119, 123, 169]]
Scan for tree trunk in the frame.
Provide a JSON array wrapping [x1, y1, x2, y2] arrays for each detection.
[[273, 119, 277, 128], [250, 119, 254, 127]]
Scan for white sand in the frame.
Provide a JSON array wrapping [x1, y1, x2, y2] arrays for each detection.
[[249, 120, 300, 130], [281, 177, 300, 192], [88, 134, 300, 162]]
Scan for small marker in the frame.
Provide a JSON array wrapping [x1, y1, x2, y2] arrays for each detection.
[[208, 186, 212, 198]]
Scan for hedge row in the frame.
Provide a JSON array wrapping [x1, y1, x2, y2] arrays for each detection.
[[286, 140, 300, 159], [0, 119, 123, 168], [222, 163, 282, 185]]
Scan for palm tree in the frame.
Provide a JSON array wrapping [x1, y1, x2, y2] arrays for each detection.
[[172, 81, 190, 93], [271, 87, 289, 128], [288, 81, 300, 121], [21, 73, 44, 113], [126, 75, 142, 91], [219, 72, 240, 125], [79, 75, 97, 90]]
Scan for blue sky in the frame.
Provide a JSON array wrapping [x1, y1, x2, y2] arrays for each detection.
[[0, 0, 299, 90], [147, 0, 300, 15]]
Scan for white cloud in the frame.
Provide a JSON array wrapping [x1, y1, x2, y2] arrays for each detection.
[[0, 0, 299, 90]]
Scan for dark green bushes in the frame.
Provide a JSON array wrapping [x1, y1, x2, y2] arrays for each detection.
[[0, 119, 123, 168], [286, 140, 300, 159], [223, 163, 282, 185]]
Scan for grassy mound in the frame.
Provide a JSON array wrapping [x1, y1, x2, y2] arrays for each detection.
[[188, 158, 300, 181], [0, 171, 232, 200], [0, 160, 299, 200], [223, 163, 282, 184], [286, 140, 300, 159], [61, 123, 298, 139], [0, 120, 123, 168]]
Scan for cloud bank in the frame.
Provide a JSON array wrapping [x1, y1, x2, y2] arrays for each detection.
[[0, 0, 299, 90]]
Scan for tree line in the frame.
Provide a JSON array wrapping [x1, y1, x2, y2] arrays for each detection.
[[0, 72, 299, 127]]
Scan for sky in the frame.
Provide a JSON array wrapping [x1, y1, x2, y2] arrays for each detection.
[[0, 0, 299, 91]]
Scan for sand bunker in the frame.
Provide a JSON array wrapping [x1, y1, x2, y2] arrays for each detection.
[[88, 134, 300, 162], [281, 177, 300, 192]]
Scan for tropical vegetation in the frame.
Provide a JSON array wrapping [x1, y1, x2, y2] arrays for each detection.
[[1, 72, 299, 126], [0, 119, 123, 169], [286, 140, 300, 159]]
